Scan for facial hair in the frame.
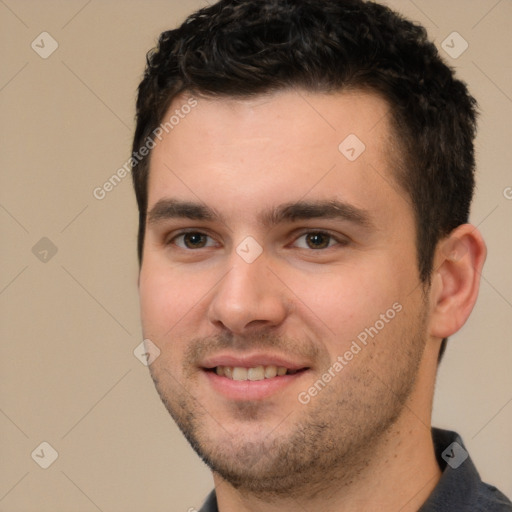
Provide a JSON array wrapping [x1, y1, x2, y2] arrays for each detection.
[[148, 306, 428, 501]]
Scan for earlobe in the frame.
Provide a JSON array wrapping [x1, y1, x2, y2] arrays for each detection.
[[429, 224, 487, 339]]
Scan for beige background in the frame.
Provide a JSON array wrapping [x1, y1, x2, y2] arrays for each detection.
[[1, 0, 511, 511]]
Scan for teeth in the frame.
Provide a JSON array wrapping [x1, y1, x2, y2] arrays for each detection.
[[264, 365, 277, 378], [247, 366, 265, 381], [214, 365, 294, 381], [232, 367, 248, 381]]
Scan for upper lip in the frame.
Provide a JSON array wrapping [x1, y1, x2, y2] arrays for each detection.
[[201, 352, 310, 371]]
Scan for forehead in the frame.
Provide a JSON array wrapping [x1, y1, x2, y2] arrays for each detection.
[[146, 89, 408, 225]]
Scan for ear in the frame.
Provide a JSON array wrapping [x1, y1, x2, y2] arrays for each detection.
[[428, 224, 487, 338]]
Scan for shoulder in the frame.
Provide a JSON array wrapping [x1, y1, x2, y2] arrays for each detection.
[[473, 482, 512, 512], [419, 427, 512, 512]]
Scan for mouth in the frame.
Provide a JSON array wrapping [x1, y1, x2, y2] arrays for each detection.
[[201, 355, 311, 401], [206, 365, 307, 381]]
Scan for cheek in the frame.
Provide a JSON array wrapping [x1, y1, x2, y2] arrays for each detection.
[[139, 254, 223, 344], [300, 267, 400, 320], [284, 258, 410, 347], [139, 276, 168, 336], [139, 265, 201, 376], [139, 259, 197, 337]]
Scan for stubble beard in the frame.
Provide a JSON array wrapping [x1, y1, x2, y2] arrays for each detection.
[[148, 310, 428, 500]]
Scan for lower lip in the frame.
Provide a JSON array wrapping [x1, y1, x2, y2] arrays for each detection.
[[203, 370, 308, 401]]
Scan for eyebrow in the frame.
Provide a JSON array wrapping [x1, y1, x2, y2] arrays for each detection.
[[147, 198, 373, 229], [262, 200, 373, 228], [147, 199, 216, 224]]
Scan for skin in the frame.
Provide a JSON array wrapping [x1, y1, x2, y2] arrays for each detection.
[[138, 89, 486, 512]]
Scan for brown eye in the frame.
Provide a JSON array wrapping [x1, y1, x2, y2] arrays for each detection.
[[183, 233, 207, 248], [292, 231, 349, 251], [305, 232, 331, 249], [172, 232, 214, 249]]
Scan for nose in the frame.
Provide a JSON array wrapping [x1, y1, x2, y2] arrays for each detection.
[[207, 251, 289, 335]]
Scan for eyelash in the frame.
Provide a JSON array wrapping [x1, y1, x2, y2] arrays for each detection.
[[167, 230, 348, 251]]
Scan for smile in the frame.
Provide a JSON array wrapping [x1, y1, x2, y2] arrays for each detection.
[[212, 365, 304, 381]]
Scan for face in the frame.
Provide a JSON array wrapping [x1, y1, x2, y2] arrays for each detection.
[[139, 89, 430, 496]]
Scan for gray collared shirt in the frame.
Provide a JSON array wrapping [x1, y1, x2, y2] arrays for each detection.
[[199, 428, 512, 511]]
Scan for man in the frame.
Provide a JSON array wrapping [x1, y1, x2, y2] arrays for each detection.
[[131, 0, 512, 510]]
